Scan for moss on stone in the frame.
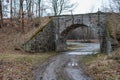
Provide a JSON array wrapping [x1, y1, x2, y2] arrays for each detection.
[[30, 19, 52, 40], [106, 21, 114, 38]]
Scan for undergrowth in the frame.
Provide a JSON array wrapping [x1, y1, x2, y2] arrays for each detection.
[[81, 53, 120, 80], [0, 52, 57, 80]]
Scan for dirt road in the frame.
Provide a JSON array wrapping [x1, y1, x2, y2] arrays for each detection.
[[34, 43, 100, 80]]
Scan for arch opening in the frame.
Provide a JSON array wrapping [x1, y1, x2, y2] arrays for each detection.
[[59, 23, 100, 51], [61, 24, 88, 37]]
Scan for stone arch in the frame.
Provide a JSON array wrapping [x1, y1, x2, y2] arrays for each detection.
[[61, 23, 89, 38], [56, 23, 90, 51]]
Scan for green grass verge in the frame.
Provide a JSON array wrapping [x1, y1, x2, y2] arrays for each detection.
[[81, 53, 106, 63]]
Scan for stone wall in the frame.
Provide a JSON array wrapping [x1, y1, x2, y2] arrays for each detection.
[[106, 14, 120, 50], [116, 31, 120, 43], [22, 20, 55, 52]]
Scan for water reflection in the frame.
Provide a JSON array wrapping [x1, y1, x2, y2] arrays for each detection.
[[67, 42, 100, 55]]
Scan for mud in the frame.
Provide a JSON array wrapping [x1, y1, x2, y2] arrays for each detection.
[[34, 43, 100, 80]]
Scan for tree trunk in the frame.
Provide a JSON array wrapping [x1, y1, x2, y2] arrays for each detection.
[[38, 0, 41, 17], [0, 0, 3, 28], [10, 0, 13, 22], [27, 0, 31, 18], [20, 0, 24, 33], [13, 0, 16, 16], [36, 3, 38, 17]]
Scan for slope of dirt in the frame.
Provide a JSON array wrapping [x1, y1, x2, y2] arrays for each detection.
[[0, 17, 51, 54], [0, 17, 55, 80]]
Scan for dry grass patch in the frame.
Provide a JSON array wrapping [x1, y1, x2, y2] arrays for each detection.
[[0, 52, 56, 80], [81, 53, 120, 80], [67, 44, 83, 50], [0, 17, 54, 80]]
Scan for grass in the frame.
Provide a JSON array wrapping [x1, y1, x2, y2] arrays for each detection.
[[0, 52, 57, 80], [81, 53, 106, 63], [67, 43, 83, 50], [81, 53, 120, 80]]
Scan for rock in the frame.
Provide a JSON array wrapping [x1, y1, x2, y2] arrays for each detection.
[[116, 31, 120, 43]]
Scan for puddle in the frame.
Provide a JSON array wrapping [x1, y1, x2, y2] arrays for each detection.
[[68, 51, 97, 55], [67, 43, 100, 55], [35, 42, 99, 80], [65, 68, 92, 80], [64, 42, 99, 80]]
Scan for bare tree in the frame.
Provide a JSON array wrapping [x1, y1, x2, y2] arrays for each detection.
[[0, 0, 3, 28], [51, 0, 76, 16], [10, 0, 13, 22], [19, 0, 24, 33], [13, 0, 16, 16], [38, 0, 41, 17], [26, 0, 32, 18], [112, 0, 120, 12], [101, 0, 120, 13]]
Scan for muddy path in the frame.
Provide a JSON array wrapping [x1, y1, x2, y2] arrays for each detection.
[[34, 43, 100, 80]]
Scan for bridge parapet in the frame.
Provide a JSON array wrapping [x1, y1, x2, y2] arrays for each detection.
[[53, 13, 106, 35]]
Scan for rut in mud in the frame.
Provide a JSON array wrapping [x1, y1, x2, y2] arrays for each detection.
[[34, 43, 100, 80]]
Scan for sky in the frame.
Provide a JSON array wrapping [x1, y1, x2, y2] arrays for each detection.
[[3, 0, 111, 17], [68, 0, 110, 14], [41, 0, 111, 15]]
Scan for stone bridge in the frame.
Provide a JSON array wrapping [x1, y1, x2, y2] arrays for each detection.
[[22, 11, 112, 53]]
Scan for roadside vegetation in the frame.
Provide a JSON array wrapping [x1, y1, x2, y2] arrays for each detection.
[[81, 51, 120, 80], [0, 52, 56, 80], [81, 0, 120, 79], [0, 17, 57, 80]]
